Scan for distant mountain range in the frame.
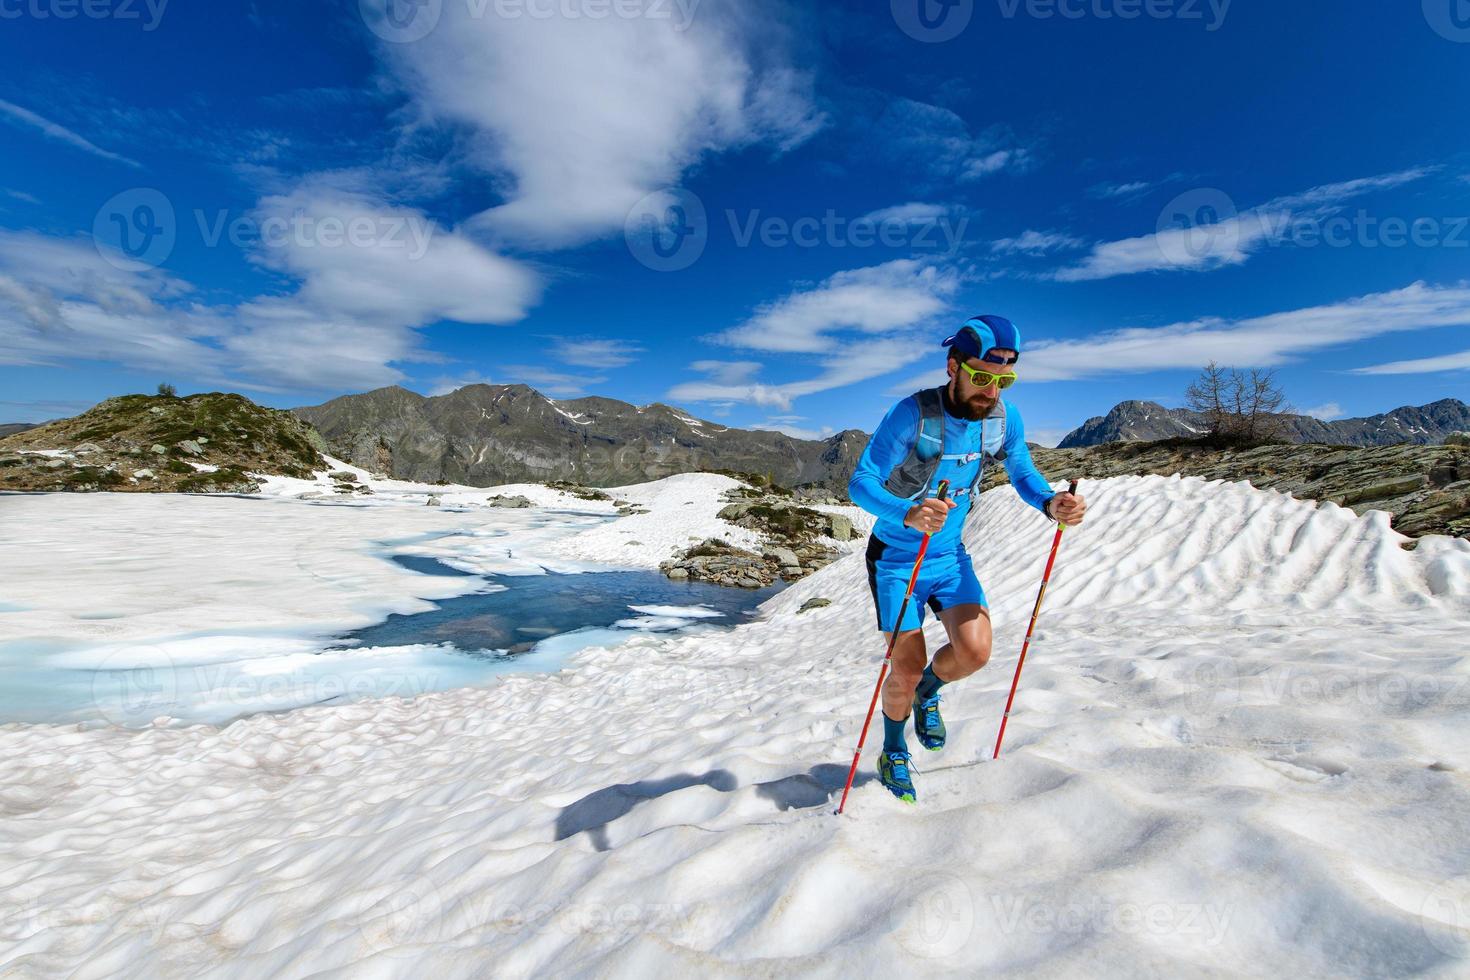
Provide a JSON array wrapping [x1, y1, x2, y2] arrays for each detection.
[[1058, 399, 1470, 449], [294, 384, 869, 489], [0, 423, 37, 439]]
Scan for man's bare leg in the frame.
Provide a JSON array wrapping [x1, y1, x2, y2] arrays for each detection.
[[881, 628, 929, 723], [929, 604, 993, 684]]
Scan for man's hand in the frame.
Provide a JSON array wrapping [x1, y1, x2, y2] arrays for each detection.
[[1048, 491, 1087, 525], [905, 496, 957, 535]]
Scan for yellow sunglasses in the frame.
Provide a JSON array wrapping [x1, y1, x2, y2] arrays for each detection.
[[955, 361, 1019, 390]]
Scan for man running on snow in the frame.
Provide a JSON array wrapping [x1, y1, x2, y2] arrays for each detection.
[[848, 315, 1087, 803]]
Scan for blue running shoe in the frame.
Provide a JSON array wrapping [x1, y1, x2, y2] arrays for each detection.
[[913, 693, 946, 751], [878, 750, 916, 804]]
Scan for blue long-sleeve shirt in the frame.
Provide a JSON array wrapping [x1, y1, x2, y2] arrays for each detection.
[[848, 394, 1056, 555]]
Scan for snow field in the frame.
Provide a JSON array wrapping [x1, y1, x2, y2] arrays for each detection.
[[0, 473, 1468, 976]]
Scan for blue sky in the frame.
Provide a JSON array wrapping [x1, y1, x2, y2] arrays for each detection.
[[1, 0, 1468, 445]]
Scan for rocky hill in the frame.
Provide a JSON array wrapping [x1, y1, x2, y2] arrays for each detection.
[[295, 384, 869, 490], [0, 392, 327, 493], [985, 437, 1470, 541], [1058, 398, 1470, 449]]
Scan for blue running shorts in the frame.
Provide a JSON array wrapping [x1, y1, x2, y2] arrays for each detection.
[[865, 534, 987, 632]]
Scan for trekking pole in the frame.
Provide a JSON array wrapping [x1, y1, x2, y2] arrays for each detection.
[[993, 479, 1080, 760], [835, 480, 950, 816]]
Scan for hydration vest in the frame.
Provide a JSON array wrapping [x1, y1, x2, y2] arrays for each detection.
[[881, 387, 1007, 506]]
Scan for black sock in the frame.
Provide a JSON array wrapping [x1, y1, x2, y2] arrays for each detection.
[[882, 712, 908, 754], [916, 664, 947, 702]]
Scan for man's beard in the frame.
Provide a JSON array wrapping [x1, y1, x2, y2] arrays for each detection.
[[947, 378, 999, 421]]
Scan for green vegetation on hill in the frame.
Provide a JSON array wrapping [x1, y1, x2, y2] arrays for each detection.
[[0, 392, 327, 493]]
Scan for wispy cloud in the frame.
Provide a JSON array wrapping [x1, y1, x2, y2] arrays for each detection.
[[751, 416, 835, 441], [545, 336, 645, 369], [886, 281, 1470, 391], [860, 99, 1037, 185], [670, 337, 928, 412], [1090, 180, 1153, 199], [858, 202, 951, 225], [1052, 168, 1436, 282], [0, 99, 141, 168], [991, 230, 1086, 256], [1350, 348, 1470, 375], [3, 188, 41, 205], [1025, 282, 1470, 381]]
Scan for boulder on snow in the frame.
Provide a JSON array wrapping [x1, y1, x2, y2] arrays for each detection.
[[488, 494, 535, 509]]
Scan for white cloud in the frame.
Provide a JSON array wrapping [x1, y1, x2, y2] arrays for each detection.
[[249, 188, 539, 327], [427, 373, 499, 396], [1350, 348, 1470, 375], [1052, 168, 1435, 282], [751, 417, 835, 440], [688, 360, 763, 384], [0, 188, 543, 393], [962, 148, 1030, 180], [1052, 210, 1281, 282], [858, 203, 951, 225], [500, 365, 606, 398], [883, 281, 1470, 393], [4, 188, 41, 205], [0, 99, 142, 169], [1022, 282, 1470, 381], [546, 336, 645, 369], [1299, 402, 1344, 421], [1024, 427, 1071, 449], [1262, 168, 1435, 212], [669, 336, 928, 411], [713, 259, 959, 353], [376, 3, 823, 247], [991, 230, 1086, 256], [1091, 181, 1152, 199]]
